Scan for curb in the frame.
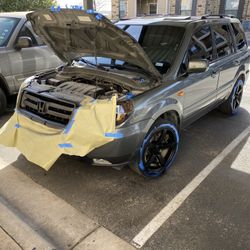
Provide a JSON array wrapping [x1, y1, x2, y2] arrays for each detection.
[[0, 165, 134, 249]]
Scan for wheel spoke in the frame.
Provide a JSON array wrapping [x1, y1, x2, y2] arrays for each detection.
[[155, 153, 165, 166]]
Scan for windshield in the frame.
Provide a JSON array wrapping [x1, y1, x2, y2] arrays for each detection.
[[0, 17, 20, 47], [76, 24, 184, 75]]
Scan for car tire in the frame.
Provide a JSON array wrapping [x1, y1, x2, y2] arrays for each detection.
[[130, 118, 180, 177], [219, 78, 244, 115], [0, 88, 7, 115]]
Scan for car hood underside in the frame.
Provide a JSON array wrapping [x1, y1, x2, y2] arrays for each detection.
[[27, 9, 161, 80]]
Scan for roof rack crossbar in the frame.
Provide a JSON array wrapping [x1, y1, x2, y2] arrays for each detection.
[[201, 14, 236, 19]]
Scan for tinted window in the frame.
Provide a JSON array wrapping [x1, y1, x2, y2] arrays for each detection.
[[231, 23, 247, 50], [140, 25, 185, 74], [0, 17, 19, 47], [213, 24, 233, 58], [189, 25, 213, 61]]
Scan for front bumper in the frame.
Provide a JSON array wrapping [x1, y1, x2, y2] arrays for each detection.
[[87, 118, 153, 164]]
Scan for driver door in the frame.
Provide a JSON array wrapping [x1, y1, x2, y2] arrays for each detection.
[[183, 25, 219, 122]]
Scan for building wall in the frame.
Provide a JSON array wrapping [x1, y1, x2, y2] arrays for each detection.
[[196, 0, 207, 15], [111, 0, 120, 19], [112, 0, 250, 20], [158, 0, 168, 14], [206, 0, 220, 14]]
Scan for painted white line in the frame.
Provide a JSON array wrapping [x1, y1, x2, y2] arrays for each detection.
[[231, 136, 250, 174], [132, 126, 250, 248], [0, 145, 20, 170]]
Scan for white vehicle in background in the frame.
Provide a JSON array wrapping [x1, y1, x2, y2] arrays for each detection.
[[0, 12, 62, 114]]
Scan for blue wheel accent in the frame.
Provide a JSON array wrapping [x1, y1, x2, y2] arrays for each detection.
[[138, 123, 179, 177], [231, 79, 244, 114]]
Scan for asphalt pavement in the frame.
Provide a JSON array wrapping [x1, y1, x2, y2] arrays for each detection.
[[0, 81, 249, 249]]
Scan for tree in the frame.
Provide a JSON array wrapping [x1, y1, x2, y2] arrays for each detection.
[[0, 0, 57, 12]]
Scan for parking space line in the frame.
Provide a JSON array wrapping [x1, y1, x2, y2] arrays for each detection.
[[0, 146, 20, 170], [231, 136, 250, 174], [132, 126, 250, 248]]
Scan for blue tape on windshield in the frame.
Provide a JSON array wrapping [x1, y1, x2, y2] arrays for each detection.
[[87, 9, 95, 14], [63, 108, 79, 135], [15, 123, 21, 129], [105, 133, 124, 139], [96, 13, 104, 20], [58, 143, 73, 148], [50, 6, 61, 12]]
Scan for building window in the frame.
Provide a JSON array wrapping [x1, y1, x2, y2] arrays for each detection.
[[225, 0, 239, 16], [149, 3, 157, 15], [181, 0, 192, 15], [119, 0, 127, 18]]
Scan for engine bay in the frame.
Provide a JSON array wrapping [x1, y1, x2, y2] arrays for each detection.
[[26, 70, 133, 105]]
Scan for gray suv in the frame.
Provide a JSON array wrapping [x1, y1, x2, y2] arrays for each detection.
[[15, 10, 250, 177], [0, 12, 61, 114]]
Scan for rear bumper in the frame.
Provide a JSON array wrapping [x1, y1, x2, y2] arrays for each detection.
[[87, 118, 153, 164]]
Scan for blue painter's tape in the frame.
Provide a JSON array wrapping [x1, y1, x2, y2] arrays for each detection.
[[126, 92, 134, 100], [87, 9, 95, 14], [58, 143, 73, 148], [63, 108, 79, 135], [96, 13, 104, 20], [105, 132, 124, 139], [15, 123, 21, 129], [50, 6, 61, 12]]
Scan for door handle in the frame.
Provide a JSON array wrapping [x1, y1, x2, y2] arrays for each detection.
[[211, 70, 219, 78], [233, 60, 240, 66]]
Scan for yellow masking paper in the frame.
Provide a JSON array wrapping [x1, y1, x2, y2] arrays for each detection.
[[0, 96, 116, 170]]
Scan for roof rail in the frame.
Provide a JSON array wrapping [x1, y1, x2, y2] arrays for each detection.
[[201, 14, 236, 19], [163, 15, 191, 20]]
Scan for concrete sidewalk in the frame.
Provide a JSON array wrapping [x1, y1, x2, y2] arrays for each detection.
[[0, 164, 135, 250]]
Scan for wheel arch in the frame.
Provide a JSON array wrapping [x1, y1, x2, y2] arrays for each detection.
[[145, 106, 182, 136], [0, 74, 10, 96]]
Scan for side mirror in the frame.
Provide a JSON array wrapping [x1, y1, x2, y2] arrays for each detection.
[[15, 36, 32, 49], [187, 59, 209, 73]]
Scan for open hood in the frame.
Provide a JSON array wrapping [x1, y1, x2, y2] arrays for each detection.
[[27, 9, 161, 80]]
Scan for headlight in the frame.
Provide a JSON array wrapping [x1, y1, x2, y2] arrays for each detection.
[[116, 100, 134, 125]]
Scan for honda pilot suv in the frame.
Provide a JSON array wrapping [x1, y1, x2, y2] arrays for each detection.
[[2, 10, 249, 177]]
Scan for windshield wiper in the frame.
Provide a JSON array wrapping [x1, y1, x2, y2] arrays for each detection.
[[111, 63, 152, 77], [74, 58, 108, 71]]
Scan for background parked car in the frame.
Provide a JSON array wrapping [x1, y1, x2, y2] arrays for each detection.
[[0, 12, 62, 114]]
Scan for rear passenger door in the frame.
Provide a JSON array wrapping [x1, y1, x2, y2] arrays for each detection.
[[211, 23, 239, 101], [183, 25, 219, 120]]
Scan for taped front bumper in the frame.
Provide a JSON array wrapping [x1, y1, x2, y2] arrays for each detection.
[[0, 96, 117, 170]]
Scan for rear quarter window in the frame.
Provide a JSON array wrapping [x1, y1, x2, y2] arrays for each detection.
[[231, 23, 247, 51]]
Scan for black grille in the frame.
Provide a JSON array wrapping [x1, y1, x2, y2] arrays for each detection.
[[20, 91, 76, 125]]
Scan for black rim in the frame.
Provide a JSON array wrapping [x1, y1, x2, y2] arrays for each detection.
[[232, 84, 243, 110], [141, 127, 178, 175]]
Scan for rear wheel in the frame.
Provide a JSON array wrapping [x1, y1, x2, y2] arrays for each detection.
[[219, 78, 244, 115], [0, 88, 7, 115], [130, 118, 179, 177]]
